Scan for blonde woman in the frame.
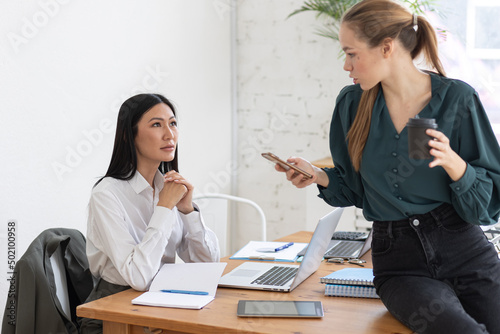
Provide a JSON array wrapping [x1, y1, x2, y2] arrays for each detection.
[[277, 1, 500, 333]]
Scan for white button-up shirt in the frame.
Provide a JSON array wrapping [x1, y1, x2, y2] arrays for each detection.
[[86, 170, 220, 291]]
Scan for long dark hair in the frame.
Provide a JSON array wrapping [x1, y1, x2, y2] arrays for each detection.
[[95, 93, 179, 186], [343, 0, 445, 171]]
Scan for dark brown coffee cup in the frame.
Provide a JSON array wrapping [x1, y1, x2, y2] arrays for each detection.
[[407, 118, 438, 159]]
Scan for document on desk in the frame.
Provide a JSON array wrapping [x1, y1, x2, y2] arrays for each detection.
[[132, 262, 227, 309], [230, 241, 308, 262]]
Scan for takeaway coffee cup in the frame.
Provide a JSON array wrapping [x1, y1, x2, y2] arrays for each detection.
[[407, 117, 438, 159]]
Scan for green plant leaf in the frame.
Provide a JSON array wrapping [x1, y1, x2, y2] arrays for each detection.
[[288, 0, 443, 42]]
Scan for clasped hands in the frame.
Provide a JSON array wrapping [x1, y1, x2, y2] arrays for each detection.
[[158, 170, 194, 214]]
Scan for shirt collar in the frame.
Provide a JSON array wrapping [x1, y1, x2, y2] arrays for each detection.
[[376, 72, 446, 120], [425, 72, 447, 119], [128, 170, 164, 194]]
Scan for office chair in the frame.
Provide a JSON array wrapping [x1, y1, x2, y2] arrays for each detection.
[[193, 193, 267, 257], [1, 228, 94, 334]]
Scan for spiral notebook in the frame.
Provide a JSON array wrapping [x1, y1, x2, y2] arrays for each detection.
[[320, 268, 374, 286], [324, 284, 379, 299]]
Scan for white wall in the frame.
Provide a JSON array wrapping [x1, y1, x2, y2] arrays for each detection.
[[0, 0, 231, 325], [234, 0, 351, 250]]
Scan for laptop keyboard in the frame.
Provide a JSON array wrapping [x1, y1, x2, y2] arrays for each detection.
[[325, 241, 362, 257], [251, 266, 298, 286], [332, 231, 368, 241]]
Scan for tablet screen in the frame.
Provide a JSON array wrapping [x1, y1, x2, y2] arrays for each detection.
[[237, 300, 323, 318]]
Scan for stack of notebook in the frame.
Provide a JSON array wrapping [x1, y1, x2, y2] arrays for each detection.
[[320, 268, 379, 299]]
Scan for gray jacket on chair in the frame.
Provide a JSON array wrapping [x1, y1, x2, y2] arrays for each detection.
[[2, 228, 94, 334]]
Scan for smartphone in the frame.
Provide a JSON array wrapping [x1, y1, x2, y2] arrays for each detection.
[[237, 300, 324, 318], [261, 152, 313, 179]]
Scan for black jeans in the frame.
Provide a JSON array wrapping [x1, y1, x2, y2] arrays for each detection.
[[372, 204, 500, 334]]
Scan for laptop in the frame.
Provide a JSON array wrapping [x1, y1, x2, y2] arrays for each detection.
[[323, 229, 372, 259], [218, 208, 344, 292]]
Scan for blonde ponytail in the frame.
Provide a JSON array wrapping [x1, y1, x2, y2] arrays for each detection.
[[413, 16, 446, 76], [347, 84, 380, 171]]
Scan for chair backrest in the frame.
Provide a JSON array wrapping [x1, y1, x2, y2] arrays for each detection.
[[193, 193, 266, 257], [194, 197, 229, 256]]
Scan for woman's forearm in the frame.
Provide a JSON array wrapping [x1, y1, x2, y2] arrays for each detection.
[[314, 167, 330, 188]]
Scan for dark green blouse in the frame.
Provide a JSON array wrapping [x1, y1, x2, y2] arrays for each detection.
[[319, 73, 500, 225]]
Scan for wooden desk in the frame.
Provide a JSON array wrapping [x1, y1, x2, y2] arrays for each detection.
[[311, 156, 334, 168], [77, 232, 411, 334]]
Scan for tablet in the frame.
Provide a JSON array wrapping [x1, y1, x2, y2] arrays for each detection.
[[237, 300, 324, 318]]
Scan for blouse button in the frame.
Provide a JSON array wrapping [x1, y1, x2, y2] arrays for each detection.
[[455, 186, 461, 191], [394, 183, 399, 188], [398, 196, 403, 200], [395, 134, 400, 140], [392, 168, 398, 173], [392, 152, 397, 157]]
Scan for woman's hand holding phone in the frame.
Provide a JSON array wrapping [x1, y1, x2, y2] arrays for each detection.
[[262, 152, 330, 188], [276, 156, 317, 188]]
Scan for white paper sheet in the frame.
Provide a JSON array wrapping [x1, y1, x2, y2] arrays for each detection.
[[229, 241, 307, 262]]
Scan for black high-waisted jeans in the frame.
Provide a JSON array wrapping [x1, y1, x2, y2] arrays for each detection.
[[372, 204, 500, 334]]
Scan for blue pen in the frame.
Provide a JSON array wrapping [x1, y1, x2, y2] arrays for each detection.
[[275, 242, 294, 251], [257, 242, 294, 253], [161, 289, 209, 295]]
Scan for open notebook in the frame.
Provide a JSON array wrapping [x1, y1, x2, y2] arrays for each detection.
[[218, 208, 344, 292], [132, 262, 227, 309]]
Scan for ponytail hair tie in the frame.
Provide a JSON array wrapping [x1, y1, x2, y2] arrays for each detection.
[[413, 13, 418, 32]]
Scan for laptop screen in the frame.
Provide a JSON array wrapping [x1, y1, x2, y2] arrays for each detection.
[[289, 208, 344, 291]]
